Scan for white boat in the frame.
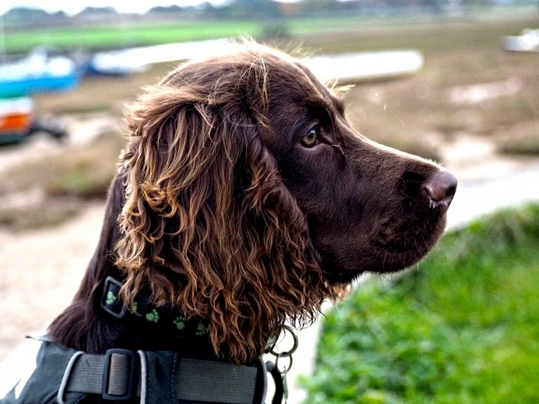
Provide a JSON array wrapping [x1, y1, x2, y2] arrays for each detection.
[[502, 29, 539, 53], [90, 39, 424, 84], [302, 50, 424, 84]]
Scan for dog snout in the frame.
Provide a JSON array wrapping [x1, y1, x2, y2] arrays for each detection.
[[421, 170, 458, 208]]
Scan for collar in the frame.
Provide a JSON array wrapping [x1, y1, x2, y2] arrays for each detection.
[[100, 276, 209, 338]]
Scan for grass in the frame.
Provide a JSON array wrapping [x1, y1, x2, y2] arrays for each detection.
[[0, 16, 478, 54], [0, 199, 82, 231], [0, 132, 123, 231], [497, 121, 539, 155], [5, 13, 537, 55], [303, 204, 539, 403], [32, 63, 174, 114], [3, 20, 262, 53], [0, 131, 123, 199], [5, 15, 414, 53]]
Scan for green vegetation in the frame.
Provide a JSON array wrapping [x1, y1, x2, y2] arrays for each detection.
[[4, 14, 536, 55], [3, 16, 418, 54], [497, 123, 539, 155], [3, 21, 262, 53], [5, 16, 410, 54], [0, 132, 122, 199], [0, 199, 81, 231], [0, 132, 123, 231], [303, 204, 539, 403]]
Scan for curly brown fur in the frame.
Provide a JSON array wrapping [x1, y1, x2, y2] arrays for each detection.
[[116, 52, 342, 363], [49, 42, 456, 365]]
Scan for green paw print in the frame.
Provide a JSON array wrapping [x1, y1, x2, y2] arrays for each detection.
[[173, 316, 187, 330], [196, 323, 209, 336], [145, 309, 160, 323], [106, 291, 117, 305]]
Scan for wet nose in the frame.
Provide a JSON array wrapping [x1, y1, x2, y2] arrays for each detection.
[[422, 170, 458, 207]]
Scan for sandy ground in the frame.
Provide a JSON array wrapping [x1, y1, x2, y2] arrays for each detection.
[[0, 114, 118, 360], [0, 202, 105, 360]]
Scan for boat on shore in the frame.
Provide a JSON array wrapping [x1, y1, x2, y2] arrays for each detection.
[[0, 47, 79, 98], [502, 29, 539, 53]]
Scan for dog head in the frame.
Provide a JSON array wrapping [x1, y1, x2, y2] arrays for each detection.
[[115, 43, 456, 362]]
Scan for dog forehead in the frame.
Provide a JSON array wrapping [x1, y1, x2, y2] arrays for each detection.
[[227, 45, 342, 108], [263, 62, 344, 114]]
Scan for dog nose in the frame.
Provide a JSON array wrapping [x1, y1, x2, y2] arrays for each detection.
[[422, 170, 457, 207]]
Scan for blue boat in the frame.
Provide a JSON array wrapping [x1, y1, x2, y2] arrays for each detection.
[[0, 47, 80, 98]]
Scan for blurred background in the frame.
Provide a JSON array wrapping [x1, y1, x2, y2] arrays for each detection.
[[0, 1, 538, 403]]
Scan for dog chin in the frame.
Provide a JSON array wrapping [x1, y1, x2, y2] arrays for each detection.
[[322, 241, 439, 284], [323, 268, 365, 284]]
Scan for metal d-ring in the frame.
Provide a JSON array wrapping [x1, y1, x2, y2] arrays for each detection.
[[275, 352, 294, 374], [269, 325, 299, 359]]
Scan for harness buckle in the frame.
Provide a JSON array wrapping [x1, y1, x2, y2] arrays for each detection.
[[100, 276, 127, 319], [102, 348, 139, 401], [57, 351, 85, 404]]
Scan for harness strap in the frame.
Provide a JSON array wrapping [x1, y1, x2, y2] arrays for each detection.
[[175, 358, 261, 403], [58, 348, 266, 403], [266, 361, 284, 404]]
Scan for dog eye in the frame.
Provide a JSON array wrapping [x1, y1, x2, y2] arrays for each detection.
[[301, 127, 320, 148]]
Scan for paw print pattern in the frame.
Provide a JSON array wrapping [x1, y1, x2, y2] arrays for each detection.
[[173, 315, 188, 330], [106, 291, 117, 305], [145, 309, 160, 323], [196, 323, 209, 336], [117, 301, 208, 338]]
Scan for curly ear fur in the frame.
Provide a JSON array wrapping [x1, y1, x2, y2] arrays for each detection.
[[116, 49, 343, 363]]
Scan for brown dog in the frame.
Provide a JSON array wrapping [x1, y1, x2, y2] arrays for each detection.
[[7, 43, 456, 403]]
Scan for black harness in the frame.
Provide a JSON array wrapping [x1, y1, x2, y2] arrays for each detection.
[[2, 339, 270, 403], [1, 277, 297, 403]]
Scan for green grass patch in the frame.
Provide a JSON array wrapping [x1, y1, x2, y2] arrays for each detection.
[[0, 132, 124, 231], [0, 132, 123, 199], [0, 198, 82, 232], [5, 15, 536, 55], [498, 135, 539, 155], [3, 20, 262, 53], [303, 204, 539, 403], [496, 122, 539, 156]]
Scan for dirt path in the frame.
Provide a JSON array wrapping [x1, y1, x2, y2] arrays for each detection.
[[0, 202, 105, 360], [0, 113, 124, 360]]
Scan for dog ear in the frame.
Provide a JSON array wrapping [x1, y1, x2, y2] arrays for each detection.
[[117, 86, 218, 308]]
